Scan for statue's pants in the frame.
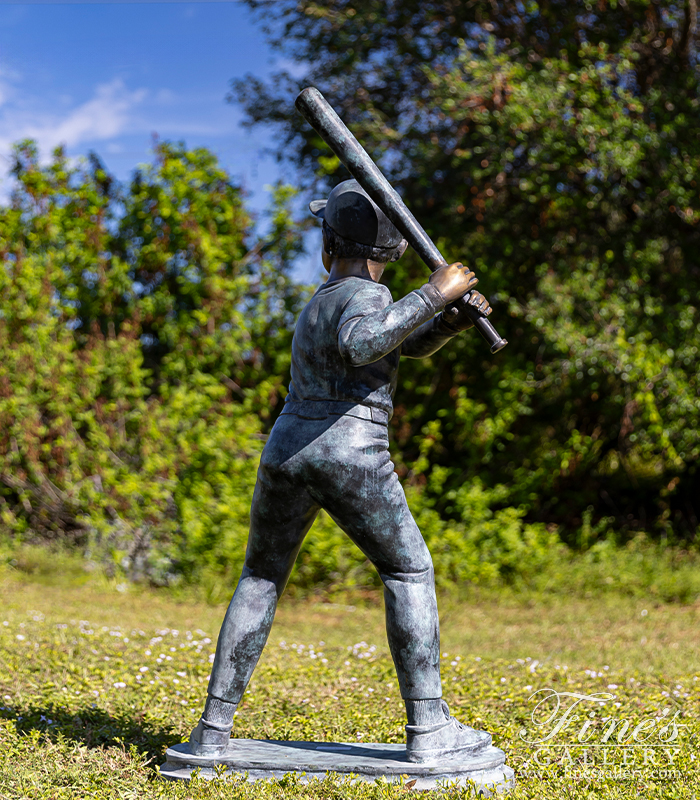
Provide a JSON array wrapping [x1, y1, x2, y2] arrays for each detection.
[[208, 412, 441, 703]]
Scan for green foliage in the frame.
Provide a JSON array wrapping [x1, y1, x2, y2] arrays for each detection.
[[233, 0, 700, 542], [0, 142, 150, 544], [0, 136, 601, 594], [0, 141, 306, 585], [416, 41, 700, 540], [3, 79, 699, 591]]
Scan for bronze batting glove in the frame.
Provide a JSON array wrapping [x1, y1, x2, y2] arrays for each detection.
[[441, 291, 493, 333], [426, 262, 478, 306]]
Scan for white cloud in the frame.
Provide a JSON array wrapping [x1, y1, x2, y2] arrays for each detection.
[[52, 80, 146, 145], [0, 68, 271, 205], [0, 77, 147, 158]]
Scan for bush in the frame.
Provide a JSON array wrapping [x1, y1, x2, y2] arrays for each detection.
[[1, 139, 698, 603], [232, 1, 700, 542], [0, 141, 305, 586]]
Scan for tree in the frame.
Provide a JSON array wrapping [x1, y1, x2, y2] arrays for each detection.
[[0, 141, 308, 581], [231, 0, 700, 540]]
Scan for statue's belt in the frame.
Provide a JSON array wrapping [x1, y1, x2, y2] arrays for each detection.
[[280, 400, 390, 426]]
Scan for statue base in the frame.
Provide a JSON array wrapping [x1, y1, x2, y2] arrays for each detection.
[[160, 738, 515, 793]]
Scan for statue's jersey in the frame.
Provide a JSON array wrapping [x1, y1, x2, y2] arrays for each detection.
[[285, 276, 443, 416]]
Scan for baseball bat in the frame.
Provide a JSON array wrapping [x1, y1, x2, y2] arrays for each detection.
[[295, 86, 508, 354]]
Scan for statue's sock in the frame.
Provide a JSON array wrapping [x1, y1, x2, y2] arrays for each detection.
[[405, 698, 444, 727], [203, 695, 237, 728]]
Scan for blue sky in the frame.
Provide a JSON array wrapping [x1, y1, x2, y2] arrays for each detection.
[[0, 0, 321, 279]]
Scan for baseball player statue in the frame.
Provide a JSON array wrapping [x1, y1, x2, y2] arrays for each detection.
[[189, 179, 494, 763]]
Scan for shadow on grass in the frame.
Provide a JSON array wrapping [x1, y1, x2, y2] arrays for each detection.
[[0, 702, 178, 763]]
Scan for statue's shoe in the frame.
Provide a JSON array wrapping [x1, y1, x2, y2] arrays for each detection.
[[188, 717, 233, 757], [405, 700, 492, 763]]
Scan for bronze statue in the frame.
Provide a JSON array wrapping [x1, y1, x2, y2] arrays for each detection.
[[189, 178, 495, 763]]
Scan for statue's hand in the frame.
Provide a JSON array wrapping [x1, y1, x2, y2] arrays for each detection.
[[427, 262, 478, 305], [441, 291, 493, 332]]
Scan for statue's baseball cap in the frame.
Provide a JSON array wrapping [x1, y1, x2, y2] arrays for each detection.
[[309, 179, 404, 249]]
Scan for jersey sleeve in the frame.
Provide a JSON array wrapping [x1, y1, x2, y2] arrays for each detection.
[[400, 313, 460, 359], [337, 281, 445, 366]]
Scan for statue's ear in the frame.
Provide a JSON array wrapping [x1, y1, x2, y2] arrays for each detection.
[[321, 243, 332, 273]]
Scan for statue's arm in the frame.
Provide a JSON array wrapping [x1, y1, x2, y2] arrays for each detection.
[[337, 284, 444, 366], [402, 290, 494, 359], [400, 314, 460, 359]]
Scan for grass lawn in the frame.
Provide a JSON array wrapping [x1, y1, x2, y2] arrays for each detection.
[[0, 568, 698, 798]]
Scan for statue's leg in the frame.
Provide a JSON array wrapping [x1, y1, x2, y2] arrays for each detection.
[[190, 455, 319, 755], [208, 466, 320, 702], [313, 416, 491, 761], [309, 417, 441, 700]]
